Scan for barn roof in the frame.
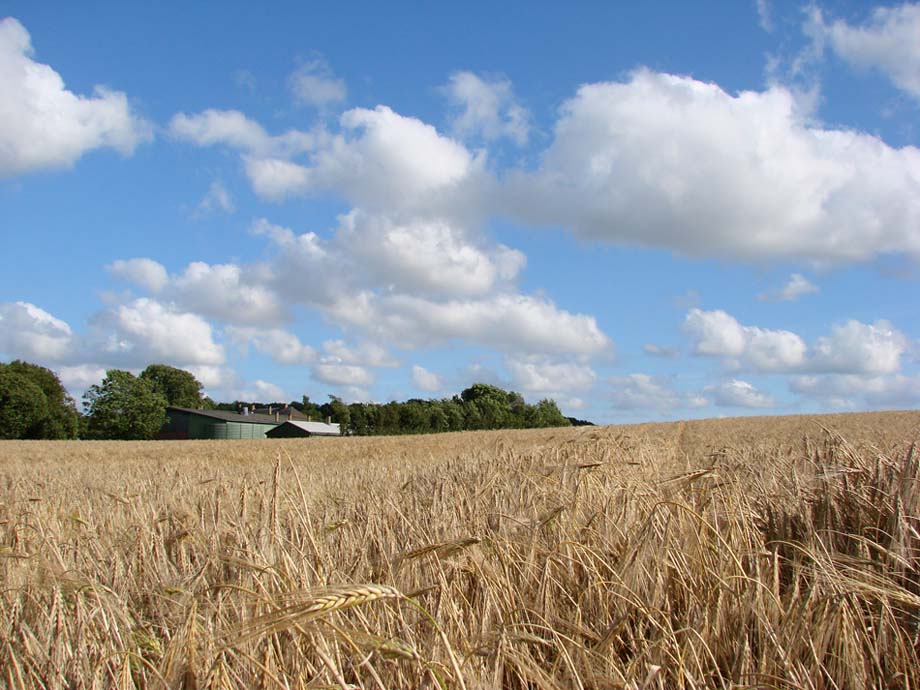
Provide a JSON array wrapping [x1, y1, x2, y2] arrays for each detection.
[[267, 420, 342, 436], [166, 406, 280, 425]]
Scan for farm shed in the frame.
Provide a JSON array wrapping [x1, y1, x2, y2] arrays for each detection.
[[265, 420, 341, 438], [158, 407, 281, 440]]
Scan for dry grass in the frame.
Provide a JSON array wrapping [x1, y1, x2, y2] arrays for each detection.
[[1, 410, 919, 689]]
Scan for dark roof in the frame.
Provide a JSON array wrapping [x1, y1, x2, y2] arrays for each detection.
[[166, 407, 281, 425], [251, 406, 312, 421]]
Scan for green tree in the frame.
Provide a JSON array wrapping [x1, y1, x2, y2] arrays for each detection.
[[83, 370, 168, 440], [0, 361, 78, 439], [139, 364, 205, 408], [0, 366, 49, 439]]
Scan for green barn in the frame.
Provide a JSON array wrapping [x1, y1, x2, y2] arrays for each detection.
[[159, 407, 282, 439]]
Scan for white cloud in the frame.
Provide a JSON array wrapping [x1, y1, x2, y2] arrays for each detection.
[[759, 273, 819, 302], [197, 180, 234, 214], [791, 373, 920, 409], [183, 365, 232, 390], [322, 340, 398, 368], [810, 320, 907, 375], [313, 106, 480, 211], [0, 301, 75, 362], [684, 309, 808, 372], [106, 258, 169, 293], [244, 379, 286, 402], [824, 3, 920, 101], [58, 364, 106, 398], [312, 363, 375, 387], [443, 71, 530, 144], [507, 69, 920, 263], [169, 109, 316, 158], [610, 374, 707, 412], [707, 379, 774, 408], [289, 58, 346, 108], [226, 327, 317, 365], [0, 17, 151, 177], [506, 355, 596, 393], [243, 156, 314, 201], [411, 365, 444, 393], [337, 210, 524, 297], [170, 262, 287, 327], [89, 298, 225, 367], [685, 309, 908, 376], [329, 292, 611, 356]]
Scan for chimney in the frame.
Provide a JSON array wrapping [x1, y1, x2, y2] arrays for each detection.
[[241, 406, 248, 416], [327, 416, 332, 425], [307, 415, 312, 422], [275, 412, 279, 422], [268, 406, 273, 415]]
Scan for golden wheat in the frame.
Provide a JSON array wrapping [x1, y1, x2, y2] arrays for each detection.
[[0, 410, 918, 688]]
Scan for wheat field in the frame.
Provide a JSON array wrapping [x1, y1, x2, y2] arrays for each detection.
[[1, 410, 919, 689]]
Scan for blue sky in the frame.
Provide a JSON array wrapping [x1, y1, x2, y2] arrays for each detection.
[[1, 1, 919, 423]]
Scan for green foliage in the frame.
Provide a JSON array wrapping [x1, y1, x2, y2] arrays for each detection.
[[83, 370, 168, 440], [0, 361, 78, 439], [139, 364, 206, 408], [338, 383, 574, 436]]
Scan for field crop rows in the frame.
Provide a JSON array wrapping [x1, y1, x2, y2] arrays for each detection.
[[1, 411, 919, 689]]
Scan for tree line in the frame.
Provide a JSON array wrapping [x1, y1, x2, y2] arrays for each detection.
[[0, 361, 586, 440]]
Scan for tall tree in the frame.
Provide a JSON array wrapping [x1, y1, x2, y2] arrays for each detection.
[[83, 370, 168, 440], [139, 364, 206, 408], [0, 361, 78, 439], [0, 366, 48, 439]]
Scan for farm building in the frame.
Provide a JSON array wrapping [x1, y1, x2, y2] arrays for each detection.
[[158, 407, 280, 440], [265, 420, 341, 438], [158, 406, 343, 439]]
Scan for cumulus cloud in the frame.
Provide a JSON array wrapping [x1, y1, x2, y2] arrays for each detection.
[[0, 301, 75, 362], [411, 365, 444, 393], [443, 71, 530, 144], [0, 17, 151, 177], [89, 298, 225, 367], [329, 292, 610, 355], [685, 309, 908, 375], [243, 379, 286, 402], [336, 210, 524, 297], [226, 327, 317, 365], [322, 340, 398, 368], [169, 109, 316, 158], [58, 364, 106, 397], [506, 355, 596, 393], [706, 379, 774, 408], [107, 258, 287, 327], [170, 262, 287, 327], [791, 373, 920, 409], [506, 69, 920, 263], [288, 58, 346, 108], [823, 3, 920, 101], [106, 258, 169, 293], [758, 273, 819, 302], [610, 374, 707, 412], [684, 308, 807, 371], [810, 320, 907, 375], [312, 363, 375, 387]]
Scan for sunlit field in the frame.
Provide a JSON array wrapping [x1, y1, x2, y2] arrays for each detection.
[[2, 410, 919, 689]]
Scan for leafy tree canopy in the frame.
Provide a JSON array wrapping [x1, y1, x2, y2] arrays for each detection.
[[83, 370, 167, 440], [0, 361, 78, 439], [139, 364, 206, 408]]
